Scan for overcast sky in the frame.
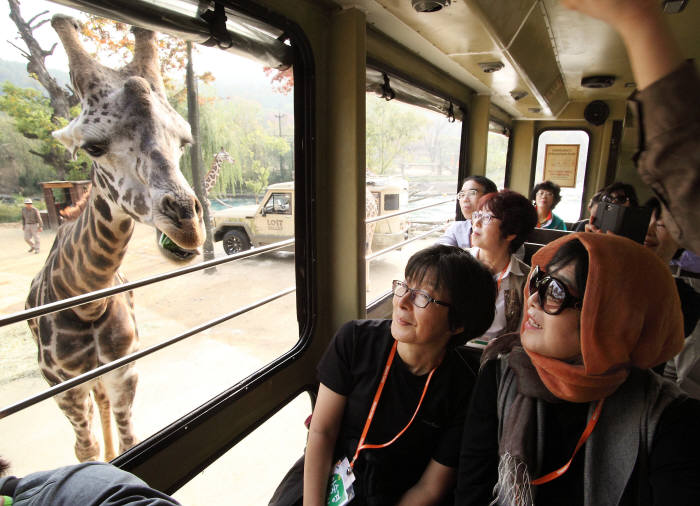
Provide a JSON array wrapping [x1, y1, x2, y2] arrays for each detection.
[[0, 0, 264, 81]]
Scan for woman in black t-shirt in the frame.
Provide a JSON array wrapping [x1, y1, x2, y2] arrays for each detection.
[[271, 245, 496, 506]]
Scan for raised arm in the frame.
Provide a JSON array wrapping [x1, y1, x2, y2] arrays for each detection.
[[560, 0, 684, 89], [303, 384, 347, 506]]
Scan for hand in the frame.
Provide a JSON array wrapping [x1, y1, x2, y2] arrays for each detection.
[[559, 0, 660, 33], [584, 222, 602, 234]]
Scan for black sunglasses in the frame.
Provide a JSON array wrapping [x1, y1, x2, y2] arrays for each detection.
[[528, 265, 582, 315]]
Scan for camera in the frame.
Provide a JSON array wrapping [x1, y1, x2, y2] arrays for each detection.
[[595, 202, 652, 244]]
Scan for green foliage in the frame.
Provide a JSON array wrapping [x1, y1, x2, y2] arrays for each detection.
[[176, 93, 292, 196], [366, 96, 429, 174], [0, 112, 55, 193], [0, 202, 22, 223], [245, 164, 270, 203], [0, 83, 91, 182]]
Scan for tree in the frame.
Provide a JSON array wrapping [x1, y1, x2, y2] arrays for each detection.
[[0, 83, 90, 180], [262, 66, 293, 95], [366, 95, 428, 174], [6, 0, 81, 180]]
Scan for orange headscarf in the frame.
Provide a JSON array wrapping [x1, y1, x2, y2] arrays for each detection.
[[523, 233, 684, 402]]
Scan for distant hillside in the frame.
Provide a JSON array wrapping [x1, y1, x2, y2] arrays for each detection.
[[0, 58, 292, 113], [0, 59, 71, 94]]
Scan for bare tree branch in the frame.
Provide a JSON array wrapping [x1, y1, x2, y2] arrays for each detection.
[[27, 10, 49, 27]]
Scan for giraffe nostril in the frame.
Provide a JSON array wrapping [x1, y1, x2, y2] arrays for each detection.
[[160, 194, 199, 222]]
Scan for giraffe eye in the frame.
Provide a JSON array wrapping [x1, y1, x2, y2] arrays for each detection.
[[83, 143, 107, 157]]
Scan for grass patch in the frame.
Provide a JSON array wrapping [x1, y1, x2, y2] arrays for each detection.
[[0, 202, 22, 223]]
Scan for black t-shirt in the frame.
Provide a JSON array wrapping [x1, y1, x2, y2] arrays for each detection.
[[456, 359, 700, 506], [318, 319, 475, 505]]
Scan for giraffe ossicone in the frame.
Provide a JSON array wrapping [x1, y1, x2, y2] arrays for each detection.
[[26, 14, 204, 462]]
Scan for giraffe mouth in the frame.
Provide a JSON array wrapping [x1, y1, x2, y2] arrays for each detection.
[[155, 194, 205, 249]]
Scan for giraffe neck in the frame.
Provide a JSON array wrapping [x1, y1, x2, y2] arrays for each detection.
[[47, 183, 134, 317], [204, 160, 222, 195]]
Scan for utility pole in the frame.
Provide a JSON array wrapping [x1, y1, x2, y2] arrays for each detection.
[[275, 112, 284, 178]]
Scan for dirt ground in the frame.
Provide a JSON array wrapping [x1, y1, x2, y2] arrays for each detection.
[[0, 220, 435, 504]]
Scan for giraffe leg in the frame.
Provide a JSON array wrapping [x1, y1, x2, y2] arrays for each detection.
[[54, 384, 100, 462], [102, 365, 139, 455], [93, 380, 116, 461]]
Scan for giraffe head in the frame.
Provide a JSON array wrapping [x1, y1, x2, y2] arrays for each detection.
[[51, 15, 204, 249]]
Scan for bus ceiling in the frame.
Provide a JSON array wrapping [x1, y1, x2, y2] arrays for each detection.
[[50, 0, 293, 69], [333, 0, 699, 120]]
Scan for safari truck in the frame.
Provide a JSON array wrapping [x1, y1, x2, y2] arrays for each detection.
[[213, 179, 409, 255]]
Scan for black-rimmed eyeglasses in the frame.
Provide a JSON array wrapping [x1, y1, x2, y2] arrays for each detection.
[[392, 280, 450, 308], [528, 265, 582, 315]]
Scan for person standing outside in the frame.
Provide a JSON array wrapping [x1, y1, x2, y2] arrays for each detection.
[[437, 175, 498, 249], [21, 198, 42, 254]]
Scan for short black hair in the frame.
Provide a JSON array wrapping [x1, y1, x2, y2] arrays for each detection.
[[645, 196, 661, 218], [531, 180, 562, 208], [546, 239, 589, 297], [405, 245, 496, 347], [462, 175, 498, 195], [480, 190, 538, 253], [603, 181, 639, 207]]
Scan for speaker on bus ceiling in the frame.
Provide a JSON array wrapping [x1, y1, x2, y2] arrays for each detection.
[[584, 100, 610, 126]]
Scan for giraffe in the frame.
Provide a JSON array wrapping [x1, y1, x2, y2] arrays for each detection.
[[203, 147, 234, 195], [365, 189, 379, 291], [25, 15, 204, 462]]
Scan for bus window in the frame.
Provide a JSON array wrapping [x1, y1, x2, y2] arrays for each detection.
[[172, 393, 311, 504], [365, 90, 462, 302], [0, 0, 302, 484], [485, 123, 510, 189], [533, 130, 590, 223]]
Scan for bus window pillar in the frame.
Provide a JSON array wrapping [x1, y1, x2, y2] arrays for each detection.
[[468, 94, 491, 176], [321, 7, 367, 332], [508, 120, 535, 195]]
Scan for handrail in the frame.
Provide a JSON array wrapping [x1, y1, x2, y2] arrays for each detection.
[[366, 223, 446, 260], [0, 286, 296, 419], [365, 196, 453, 224], [0, 238, 295, 328]]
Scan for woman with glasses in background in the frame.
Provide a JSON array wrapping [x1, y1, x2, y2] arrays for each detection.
[[437, 176, 497, 249], [456, 234, 700, 505], [270, 245, 496, 506], [467, 190, 537, 344], [531, 181, 567, 230], [584, 181, 640, 233]]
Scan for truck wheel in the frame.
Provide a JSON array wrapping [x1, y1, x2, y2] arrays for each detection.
[[223, 229, 251, 255]]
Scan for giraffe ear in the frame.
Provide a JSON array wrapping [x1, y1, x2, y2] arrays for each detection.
[[53, 124, 81, 160]]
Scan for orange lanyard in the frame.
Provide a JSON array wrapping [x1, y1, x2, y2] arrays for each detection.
[[531, 398, 605, 485], [350, 341, 436, 469], [536, 211, 553, 228], [496, 261, 509, 292]]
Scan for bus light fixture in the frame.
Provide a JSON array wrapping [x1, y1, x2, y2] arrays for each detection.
[[412, 0, 452, 13], [663, 0, 688, 13], [479, 61, 504, 73]]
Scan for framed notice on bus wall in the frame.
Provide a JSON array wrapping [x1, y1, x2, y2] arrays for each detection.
[[543, 144, 579, 188]]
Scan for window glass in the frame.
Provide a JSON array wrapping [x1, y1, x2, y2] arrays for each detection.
[[264, 192, 292, 215], [0, 0, 298, 481], [384, 193, 400, 211], [533, 130, 590, 223], [365, 93, 462, 302], [485, 129, 509, 189], [173, 393, 311, 504]]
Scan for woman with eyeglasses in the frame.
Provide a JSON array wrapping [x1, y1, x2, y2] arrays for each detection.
[[531, 181, 567, 231], [467, 190, 537, 343], [270, 245, 496, 506], [455, 234, 700, 506], [437, 176, 497, 249]]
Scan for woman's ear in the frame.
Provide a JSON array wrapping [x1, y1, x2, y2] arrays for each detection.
[[506, 233, 517, 244], [451, 326, 465, 336]]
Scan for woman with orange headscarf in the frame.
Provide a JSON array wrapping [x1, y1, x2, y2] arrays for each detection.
[[455, 233, 700, 505]]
